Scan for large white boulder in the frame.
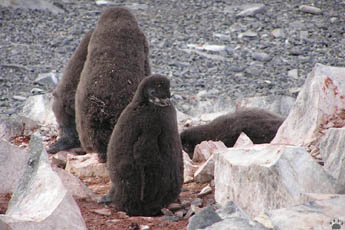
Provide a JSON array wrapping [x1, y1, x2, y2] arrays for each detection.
[[272, 64, 345, 146], [265, 194, 345, 230], [0, 133, 86, 230], [319, 128, 345, 186], [214, 144, 341, 217], [0, 140, 28, 194]]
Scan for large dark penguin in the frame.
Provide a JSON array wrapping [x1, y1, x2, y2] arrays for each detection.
[[104, 74, 184, 216], [48, 29, 94, 154], [180, 108, 284, 158], [75, 7, 151, 162]]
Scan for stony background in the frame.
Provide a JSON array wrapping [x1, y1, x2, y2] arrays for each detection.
[[1, 0, 345, 117]]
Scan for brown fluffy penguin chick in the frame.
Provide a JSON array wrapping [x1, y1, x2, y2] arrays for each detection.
[[75, 7, 151, 162], [180, 108, 284, 158], [103, 74, 184, 216], [48, 29, 94, 154]]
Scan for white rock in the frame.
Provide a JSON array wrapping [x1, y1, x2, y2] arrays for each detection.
[[288, 69, 299, 79], [183, 151, 199, 179], [266, 194, 345, 230], [194, 154, 215, 184], [198, 184, 212, 197], [237, 95, 295, 117], [0, 133, 86, 230], [299, 5, 322, 14], [237, 4, 266, 17], [20, 94, 57, 126], [238, 31, 258, 39], [65, 153, 109, 178], [0, 140, 28, 194], [54, 167, 97, 200], [214, 144, 341, 217], [233, 132, 254, 147], [187, 44, 226, 52], [319, 128, 345, 185], [271, 28, 285, 38], [272, 64, 345, 146], [193, 141, 227, 163]]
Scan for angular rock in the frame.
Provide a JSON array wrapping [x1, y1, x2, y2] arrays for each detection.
[[50, 151, 70, 168], [0, 116, 39, 141], [20, 94, 57, 126], [272, 64, 345, 146], [53, 167, 97, 200], [237, 95, 296, 117], [187, 206, 222, 230], [193, 141, 227, 163], [319, 128, 345, 185], [299, 5, 322, 14], [194, 155, 215, 184], [0, 133, 86, 229], [34, 71, 60, 88], [238, 31, 258, 39], [183, 151, 199, 179], [237, 4, 266, 17], [233, 132, 254, 147], [266, 194, 345, 230], [214, 144, 341, 218], [187, 44, 226, 52], [288, 69, 299, 79], [198, 184, 212, 197], [65, 153, 109, 178], [0, 140, 28, 194]]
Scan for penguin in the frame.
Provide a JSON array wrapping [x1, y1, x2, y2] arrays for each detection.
[[180, 108, 284, 158], [48, 29, 93, 154], [75, 7, 151, 162], [104, 74, 183, 216]]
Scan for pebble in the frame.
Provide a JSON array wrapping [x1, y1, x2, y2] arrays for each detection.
[[252, 52, 272, 62], [237, 4, 266, 17], [197, 184, 212, 197], [238, 31, 258, 39], [271, 28, 285, 38], [288, 69, 299, 79], [92, 208, 111, 216], [160, 215, 180, 222], [168, 203, 183, 211], [299, 5, 322, 14]]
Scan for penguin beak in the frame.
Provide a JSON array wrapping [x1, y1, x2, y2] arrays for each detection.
[[149, 97, 171, 107]]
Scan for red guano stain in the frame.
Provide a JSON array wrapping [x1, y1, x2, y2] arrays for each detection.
[[323, 77, 339, 96], [324, 77, 333, 88]]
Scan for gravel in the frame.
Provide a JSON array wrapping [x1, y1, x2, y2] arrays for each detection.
[[1, 0, 345, 117]]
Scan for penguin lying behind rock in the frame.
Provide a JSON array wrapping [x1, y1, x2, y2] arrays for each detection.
[[75, 7, 151, 162], [180, 108, 285, 158], [102, 74, 184, 216]]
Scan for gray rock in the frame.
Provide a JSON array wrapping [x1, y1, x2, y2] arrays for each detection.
[[0, 0, 64, 14], [34, 71, 60, 88], [238, 31, 258, 39], [252, 52, 272, 62], [0, 116, 39, 141], [187, 206, 222, 230], [0, 133, 87, 229], [160, 215, 180, 222], [299, 5, 322, 14], [271, 28, 285, 38], [319, 128, 345, 186], [0, 140, 28, 194]]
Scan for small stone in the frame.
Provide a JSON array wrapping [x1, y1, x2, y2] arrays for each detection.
[[13, 95, 26, 101], [252, 52, 271, 62], [51, 151, 69, 168], [117, 211, 129, 219], [175, 210, 186, 218], [237, 4, 265, 17], [330, 17, 338, 23], [160, 215, 180, 222], [92, 208, 111, 216], [230, 66, 244, 72], [35, 71, 60, 87], [168, 203, 183, 211], [184, 176, 194, 184], [300, 31, 309, 40], [238, 31, 258, 39], [31, 88, 44, 95], [271, 28, 285, 38], [184, 208, 195, 219], [161, 208, 174, 216], [191, 198, 203, 207], [288, 69, 299, 79], [181, 200, 191, 208], [198, 184, 212, 197], [106, 219, 121, 223], [140, 225, 150, 230], [299, 5, 322, 14]]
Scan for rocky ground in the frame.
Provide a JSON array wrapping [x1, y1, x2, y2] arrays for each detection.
[[1, 0, 345, 117]]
